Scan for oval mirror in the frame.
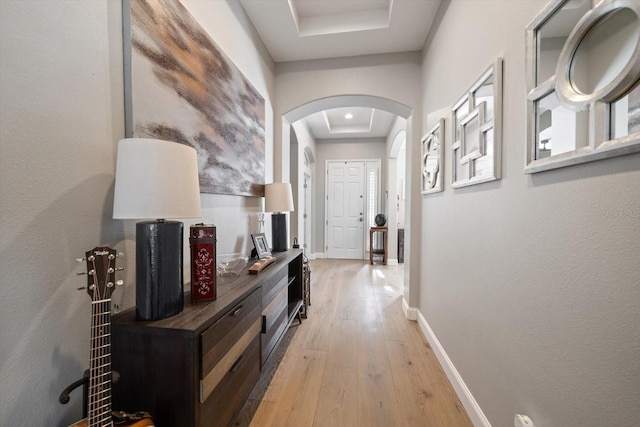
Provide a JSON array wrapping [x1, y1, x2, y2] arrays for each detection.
[[570, 7, 640, 95], [555, 1, 640, 108]]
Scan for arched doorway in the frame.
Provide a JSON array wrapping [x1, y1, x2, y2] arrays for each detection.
[[283, 94, 418, 317]]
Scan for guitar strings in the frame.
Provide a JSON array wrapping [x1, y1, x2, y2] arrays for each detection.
[[88, 250, 114, 426]]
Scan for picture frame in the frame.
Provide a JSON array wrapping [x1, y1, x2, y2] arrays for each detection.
[[421, 118, 445, 195], [451, 57, 503, 188], [251, 233, 271, 259]]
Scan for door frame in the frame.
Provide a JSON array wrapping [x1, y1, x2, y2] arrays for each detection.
[[303, 171, 312, 256], [324, 158, 382, 260]]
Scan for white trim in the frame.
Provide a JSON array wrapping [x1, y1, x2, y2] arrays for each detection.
[[416, 310, 491, 427], [401, 298, 418, 321], [387, 258, 398, 266], [312, 252, 325, 259]]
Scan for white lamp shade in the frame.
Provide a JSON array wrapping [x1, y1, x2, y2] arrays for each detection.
[[113, 138, 202, 219], [265, 182, 294, 213]]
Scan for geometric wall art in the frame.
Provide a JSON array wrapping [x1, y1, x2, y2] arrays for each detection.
[[123, 0, 265, 196], [525, 0, 640, 173], [451, 58, 503, 188], [421, 118, 445, 195]]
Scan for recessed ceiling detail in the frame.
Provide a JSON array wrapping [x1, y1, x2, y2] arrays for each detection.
[[238, 0, 441, 62], [303, 107, 395, 140], [288, 0, 392, 37], [323, 107, 374, 134]]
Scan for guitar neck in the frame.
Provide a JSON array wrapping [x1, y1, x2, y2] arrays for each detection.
[[74, 247, 153, 427], [88, 299, 113, 426]]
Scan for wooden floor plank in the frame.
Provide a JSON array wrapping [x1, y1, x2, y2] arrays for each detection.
[[356, 318, 405, 427], [257, 349, 327, 427], [312, 318, 358, 427], [386, 337, 472, 427], [247, 400, 277, 427]]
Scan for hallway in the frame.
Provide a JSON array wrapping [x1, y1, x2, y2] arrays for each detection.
[[236, 259, 472, 426]]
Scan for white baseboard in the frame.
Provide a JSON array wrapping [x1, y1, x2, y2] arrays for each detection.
[[313, 252, 325, 259], [402, 298, 418, 321], [387, 258, 399, 266], [416, 311, 491, 427]]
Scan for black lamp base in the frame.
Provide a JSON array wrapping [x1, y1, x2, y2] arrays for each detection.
[[136, 220, 184, 321], [271, 213, 288, 252]]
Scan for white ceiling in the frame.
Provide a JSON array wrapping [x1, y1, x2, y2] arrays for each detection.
[[239, 0, 441, 62], [238, 0, 441, 140]]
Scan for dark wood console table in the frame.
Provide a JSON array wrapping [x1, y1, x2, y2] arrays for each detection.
[[111, 249, 303, 427]]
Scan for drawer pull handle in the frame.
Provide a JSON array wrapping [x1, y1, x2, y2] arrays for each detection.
[[231, 305, 245, 317], [230, 355, 245, 373]]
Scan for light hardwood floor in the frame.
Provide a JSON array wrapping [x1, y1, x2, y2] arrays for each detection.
[[236, 259, 472, 427]]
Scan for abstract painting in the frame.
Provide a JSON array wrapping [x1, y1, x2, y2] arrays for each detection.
[[124, 0, 265, 196]]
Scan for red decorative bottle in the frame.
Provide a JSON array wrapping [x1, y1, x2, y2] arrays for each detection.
[[189, 224, 217, 302]]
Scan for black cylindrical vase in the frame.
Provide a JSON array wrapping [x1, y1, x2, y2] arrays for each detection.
[[271, 213, 287, 252], [136, 220, 184, 320]]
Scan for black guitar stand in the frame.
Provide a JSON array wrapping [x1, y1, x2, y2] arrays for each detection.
[[59, 369, 120, 419]]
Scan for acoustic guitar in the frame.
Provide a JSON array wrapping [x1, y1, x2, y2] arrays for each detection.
[[71, 247, 154, 427]]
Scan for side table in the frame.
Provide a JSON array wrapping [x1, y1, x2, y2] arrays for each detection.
[[369, 226, 388, 265]]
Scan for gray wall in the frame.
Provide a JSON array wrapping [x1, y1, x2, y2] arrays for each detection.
[[420, 1, 640, 426]]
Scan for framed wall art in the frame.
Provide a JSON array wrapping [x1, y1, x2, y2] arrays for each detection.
[[525, 0, 640, 173], [451, 58, 503, 188], [123, 0, 266, 196], [421, 118, 445, 195]]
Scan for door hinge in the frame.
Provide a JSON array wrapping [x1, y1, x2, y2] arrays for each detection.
[[303, 214, 307, 218]]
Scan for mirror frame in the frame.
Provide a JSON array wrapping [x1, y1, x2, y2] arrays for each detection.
[[451, 58, 503, 188], [421, 118, 445, 195], [525, 0, 640, 173]]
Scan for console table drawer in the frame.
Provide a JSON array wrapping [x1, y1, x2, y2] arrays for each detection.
[[200, 288, 261, 402], [201, 335, 260, 426], [201, 288, 261, 376]]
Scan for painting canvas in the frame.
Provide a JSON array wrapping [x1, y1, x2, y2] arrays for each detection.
[[124, 0, 265, 196]]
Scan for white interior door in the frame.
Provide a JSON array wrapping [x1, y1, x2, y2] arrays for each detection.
[[326, 161, 364, 259]]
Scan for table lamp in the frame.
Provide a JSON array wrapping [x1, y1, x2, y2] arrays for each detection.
[[265, 182, 294, 252], [113, 138, 202, 320]]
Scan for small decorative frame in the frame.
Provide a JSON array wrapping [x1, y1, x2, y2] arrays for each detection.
[[525, 0, 640, 173], [251, 233, 271, 259], [451, 58, 503, 188], [421, 118, 445, 194]]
